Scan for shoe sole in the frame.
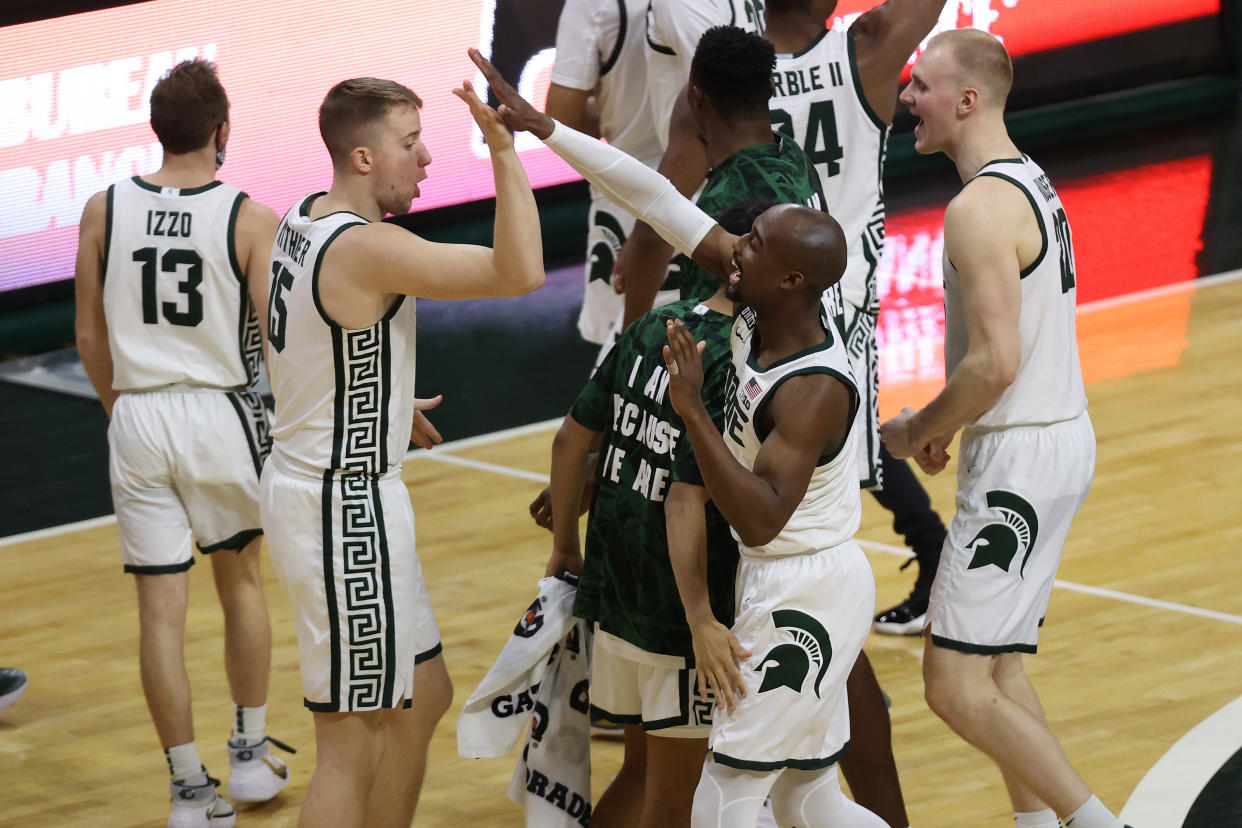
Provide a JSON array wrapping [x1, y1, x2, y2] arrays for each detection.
[[0, 679, 28, 712], [228, 769, 290, 803], [871, 615, 927, 636], [167, 806, 236, 828]]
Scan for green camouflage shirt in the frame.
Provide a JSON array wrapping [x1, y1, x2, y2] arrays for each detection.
[[569, 300, 738, 658], [674, 132, 827, 302]]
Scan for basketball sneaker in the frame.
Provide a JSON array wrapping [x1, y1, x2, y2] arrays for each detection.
[[872, 557, 934, 636], [0, 668, 28, 711], [168, 775, 236, 828], [226, 736, 294, 803]]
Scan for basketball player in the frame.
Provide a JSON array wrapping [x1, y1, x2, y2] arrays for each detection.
[[645, 0, 766, 151], [74, 59, 288, 827], [472, 48, 885, 828], [259, 69, 544, 828], [543, 201, 770, 828], [763, 0, 950, 636], [879, 30, 1127, 828], [631, 0, 951, 636], [546, 0, 667, 358]]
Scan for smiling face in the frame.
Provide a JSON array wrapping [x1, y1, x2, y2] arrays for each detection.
[[899, 43, 964, 156], [367, 104, 432, 216], [726, 204, 802, 307], [728, 203, 847, 312]]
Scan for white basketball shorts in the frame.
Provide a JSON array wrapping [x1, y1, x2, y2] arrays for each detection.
[[710, 542, 875, 770], [928, 411, 1096, 654], [109, 388, 269, 573], [589, 627, 714, 739], [260, 452, 441, 712]]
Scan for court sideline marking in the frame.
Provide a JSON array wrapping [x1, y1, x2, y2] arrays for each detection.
[[1119, 694, 1242, 825], [414, 451, 1242, 628]]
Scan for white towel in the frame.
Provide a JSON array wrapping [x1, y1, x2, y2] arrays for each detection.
[[457, 575, 593, 827]]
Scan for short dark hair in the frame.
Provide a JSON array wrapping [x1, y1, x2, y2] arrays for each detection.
[[149, 60, 229, 155], [690, 26, 776, 122], [319, 78, 423, 166], [717, 198, 779, 236]]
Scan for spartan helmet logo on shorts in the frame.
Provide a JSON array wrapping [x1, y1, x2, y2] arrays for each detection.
[[755, 610, 833, 698], [966, 490, 1041, 576], [588, 212, 626, 285]]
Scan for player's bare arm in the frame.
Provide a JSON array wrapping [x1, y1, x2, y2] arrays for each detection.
[[880, 178, 1024, 462], [544, 83, 602, 138], [529, 446, 599, 531], [665, 481, 751, 711], [545, 415, 599, 578], [851, 0, 948, 123], [471, 49, 738, 285], [236, 197, 279, 340], [74, 190, 118, 417], [335, 69, 544, 305], [664, 319, 852, 547], [620, 89, 711, 327]]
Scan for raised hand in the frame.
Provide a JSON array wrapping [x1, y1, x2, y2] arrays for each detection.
[[662, 319, 707, 418], [466, 47, 555, 139], [452, 75, 514, 153]]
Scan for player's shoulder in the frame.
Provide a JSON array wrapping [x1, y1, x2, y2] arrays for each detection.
[[950, 175, 1029, 226], [236, 195, 279, 229], [78, 188, 111, 233]]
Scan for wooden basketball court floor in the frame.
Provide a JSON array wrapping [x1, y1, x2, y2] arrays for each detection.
[[2, 274, 1240, 826]]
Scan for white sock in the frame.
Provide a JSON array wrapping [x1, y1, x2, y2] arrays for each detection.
[[1064, 796, 1122, 828], [1016, 808, 1060, 827], [232, 702, 267, 746], [165, 742, 208, 786]]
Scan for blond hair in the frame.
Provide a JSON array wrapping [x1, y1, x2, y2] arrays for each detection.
[[319, 78, 422, 165], [927, 29, 1013, 107]]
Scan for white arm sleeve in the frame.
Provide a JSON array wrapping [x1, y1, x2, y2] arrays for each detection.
[[543, 119, 718, 258]]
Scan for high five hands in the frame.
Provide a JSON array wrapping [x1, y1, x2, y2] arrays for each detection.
[[465, 48, 556, 139]]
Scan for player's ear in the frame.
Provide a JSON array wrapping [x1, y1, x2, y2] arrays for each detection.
[[958, 86, 980, 117], [782, 269, 806, 290], [351, 146, 372, 174]]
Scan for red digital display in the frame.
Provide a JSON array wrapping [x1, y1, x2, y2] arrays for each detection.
[[0, 0, 1222, 292], [876, 154, 1212, 416]]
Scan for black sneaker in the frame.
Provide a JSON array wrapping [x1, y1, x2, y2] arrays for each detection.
[[873, 559, 934, 636], [0, 668, 28, 711]]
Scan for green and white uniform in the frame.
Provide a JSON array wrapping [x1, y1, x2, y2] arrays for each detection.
[[570, 299, 738, 735], [552, 0, 671, 347], [102, 176, 269, 573], [709, 306, 875, 770], [929, 155, 1095, 655], [260, 193, 441, 712], [673, 132, 829, 305], [771, 27, 890, 488]]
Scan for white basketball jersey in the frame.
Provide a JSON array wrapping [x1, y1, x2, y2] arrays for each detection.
[[645, 0, 764, 149], [772, 28, 888, 315], [723, 306, 863, 558], [943, 155, 1088, 429], [102, 177, 261, 391], [552, 0, 662, 167], [266, 194, 418, 474]]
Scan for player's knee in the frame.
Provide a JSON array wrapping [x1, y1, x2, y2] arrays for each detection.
[[923, 668, 968, 725], [417, 660, 453, 721]]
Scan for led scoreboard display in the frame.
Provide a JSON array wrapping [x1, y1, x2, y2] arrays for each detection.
[[0, 0, 1224, 293]]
